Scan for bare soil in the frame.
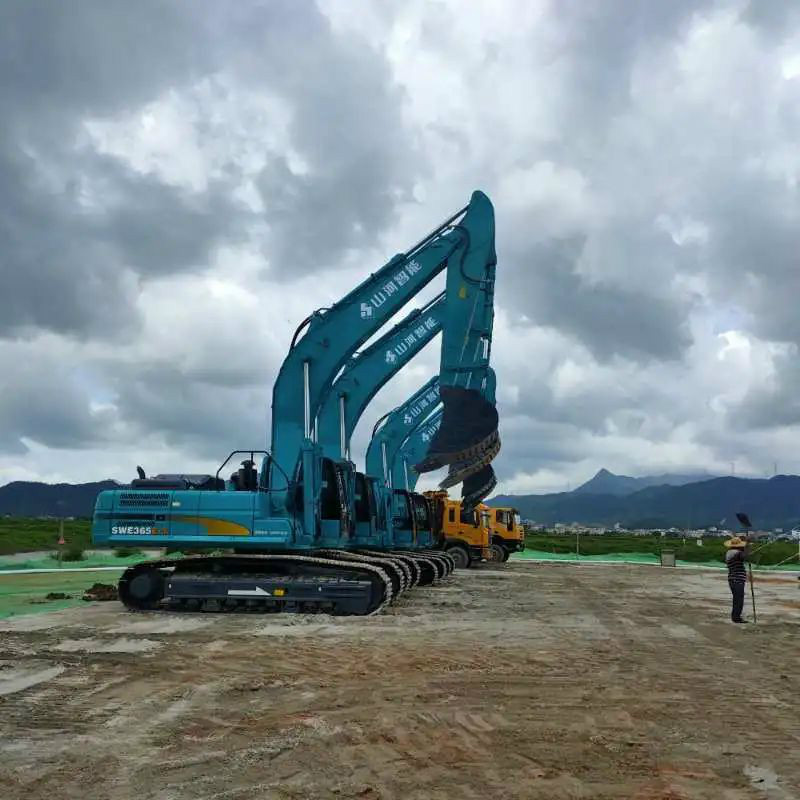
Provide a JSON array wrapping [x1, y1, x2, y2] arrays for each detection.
[[1, 562, 798, 800]]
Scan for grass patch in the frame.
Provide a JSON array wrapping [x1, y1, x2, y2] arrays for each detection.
[[113, 546, 143, 558], [0, 569, 125, 618], [0, 517, 92, 555], [61, 546, 87, 562], [525, 533, 799, 566], [48, 546, 87, 563]]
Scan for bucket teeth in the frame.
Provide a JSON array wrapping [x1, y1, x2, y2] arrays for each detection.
[[414, 386, 499, 473], [437, 434, 501, 489], [461, 465, 497, 511]]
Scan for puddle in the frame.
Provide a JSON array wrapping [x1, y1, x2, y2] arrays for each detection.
[[744, 765, 796, 799], [0, 611, 90, 632], [109, 618, 213, 635], [662, 623, 703, 640], [54, 637, 162, 653], [0, 665, 65, 696], [254, 623, 353, 638]]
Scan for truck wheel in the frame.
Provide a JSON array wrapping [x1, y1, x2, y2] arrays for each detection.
[[447, 545, 471, 570], [501, 547, 511, 562], [489, 543, 506, 563]]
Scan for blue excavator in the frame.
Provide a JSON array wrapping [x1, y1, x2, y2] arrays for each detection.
[[366, 368, 498, 566], [395, 410, 443, 492], [92, 191, 498, 615], [388, 368, 496, 499], [303, 293, 449, 585]]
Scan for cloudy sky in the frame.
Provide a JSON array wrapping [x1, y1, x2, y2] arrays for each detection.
[[2, 0, 800, 494]]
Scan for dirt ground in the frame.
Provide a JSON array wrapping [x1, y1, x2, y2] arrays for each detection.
[[1, 562, 799, 800]]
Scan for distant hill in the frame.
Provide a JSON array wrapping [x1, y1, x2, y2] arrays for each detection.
[[574, 468, 717, 496], [0, 481, 118, 518], [489, 475, 800, 530]]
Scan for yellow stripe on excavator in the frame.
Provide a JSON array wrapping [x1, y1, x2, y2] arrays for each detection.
[[173, 516, 251, 536]]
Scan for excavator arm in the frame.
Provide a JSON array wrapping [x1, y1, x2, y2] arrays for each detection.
[[270, 191, 495, 482], [390, 368, 498, 508], [415, 198, 498, 476], [315, 293, 445, 460], [365, 376, 441, 486], [393, 409, 442, 491]]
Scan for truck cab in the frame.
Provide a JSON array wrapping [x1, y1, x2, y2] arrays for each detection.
[[425, 491, 491, 569], [489, 506, 525, 562]]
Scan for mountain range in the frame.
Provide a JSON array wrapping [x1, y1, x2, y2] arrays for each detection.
[[489, 469, 800, 530], [573, 468, 717, 496], [0, 481, 118, 518], [2, 468, 799, 531]]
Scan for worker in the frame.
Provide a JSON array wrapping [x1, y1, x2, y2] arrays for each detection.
[[724, 536, 750, 623]]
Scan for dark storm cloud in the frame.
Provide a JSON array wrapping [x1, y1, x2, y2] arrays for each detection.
[[4, 0, 800, 486], [0, 144, 244, 338], [107, 361, 270, 463], [229, 1, 418, 274], [550, 0, 711, 124], [0, 0, 239, 338], [0, 0, 416, 337], [502, 238, 692, 362], [740, 0, 800, 37], [0, 348, 112, 454], [696, 165, 800, 348], [733, 352, 800, 430]]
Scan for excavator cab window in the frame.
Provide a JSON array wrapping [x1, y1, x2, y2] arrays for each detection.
[[411, 494, 431, 531], [320, 458, 341, 521], [448, 507, 455, 523], [258, 455, 272, 491], [392, 490, 412, 529], [354, 472, 371, 523], [368, 477, 385, 530]]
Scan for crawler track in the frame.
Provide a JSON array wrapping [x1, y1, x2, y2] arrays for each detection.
[[117, 548, 456, 616], [119, 553, 394, 616]]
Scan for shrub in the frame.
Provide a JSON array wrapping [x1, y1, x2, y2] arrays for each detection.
[[113, 546, 143, 558], [61, 545, 86, 562]]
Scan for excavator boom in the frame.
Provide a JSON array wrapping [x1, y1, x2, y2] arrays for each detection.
[[316, 294, 445, 460]]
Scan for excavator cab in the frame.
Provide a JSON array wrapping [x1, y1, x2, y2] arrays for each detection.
[[352, 471, 383, 546], [410, 493, 434, 548], [391, 490, 416, 547], [288, 456, 352, 545]]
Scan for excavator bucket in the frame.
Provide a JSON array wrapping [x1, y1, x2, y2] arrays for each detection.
[[437, 433, 501, 489], [461, 465, 497, 511], [413, 385, 499, 473]]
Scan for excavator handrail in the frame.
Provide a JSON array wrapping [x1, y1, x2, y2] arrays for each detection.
[[214, 449, 291, 493]]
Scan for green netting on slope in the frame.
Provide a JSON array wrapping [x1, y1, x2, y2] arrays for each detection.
[[0, 569, 125, 619], [0, 552, 158, 572], [511, 549, 800, 571], [513, 549, 660, 564]]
